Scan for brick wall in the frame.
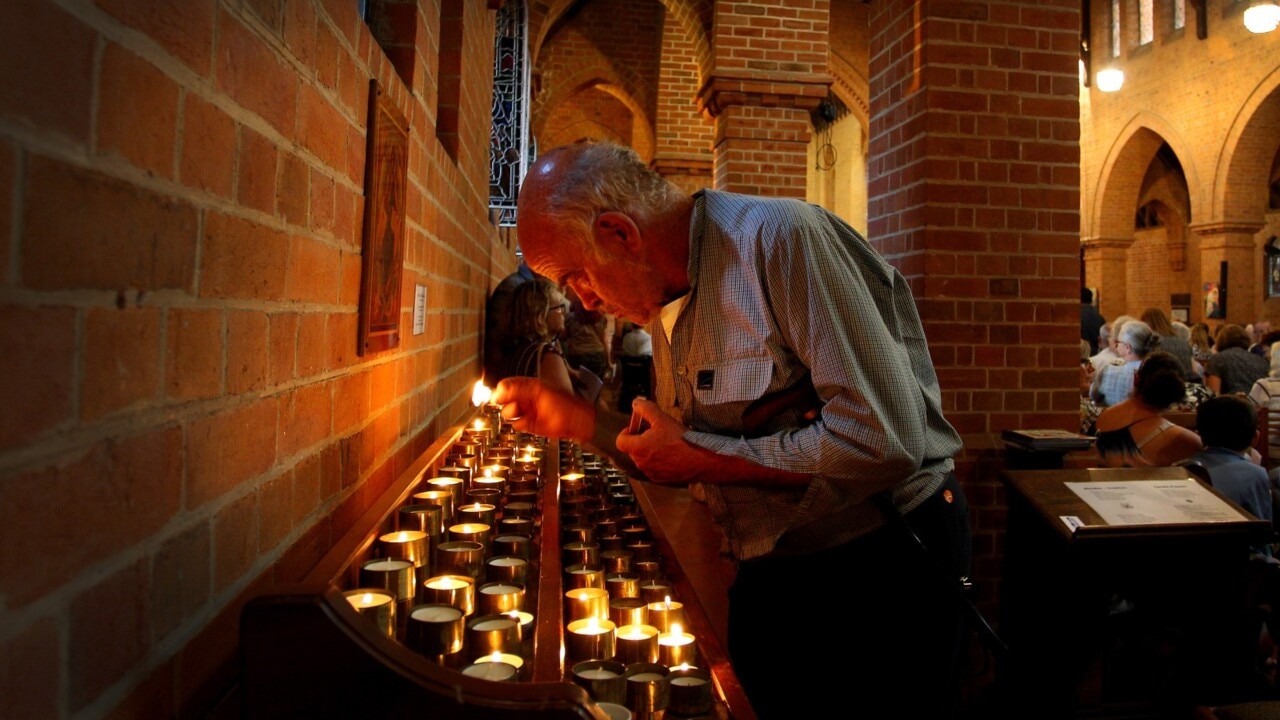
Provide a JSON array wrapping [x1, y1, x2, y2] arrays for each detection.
[[0, 1, 507, 717], [868, 0, 1083, 613]]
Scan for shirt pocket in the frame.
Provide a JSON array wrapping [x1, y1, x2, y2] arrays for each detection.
[[691, 356, 774, 407]]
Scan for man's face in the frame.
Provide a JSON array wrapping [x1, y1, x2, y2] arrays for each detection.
[[526, 236, 660, 325]]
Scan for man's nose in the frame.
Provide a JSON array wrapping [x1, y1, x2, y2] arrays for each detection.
[[568, 279, 603, 311]]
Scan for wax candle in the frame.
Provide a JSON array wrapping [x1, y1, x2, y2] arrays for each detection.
[[609, 597, 648, 627], [563, 541, 600, 567], [639, 581, 673, 604], [476, 581, 525, 615], [475, 650, 524, 672], [343, 588, 395, 638], [624, 663, 670, 715], [359, 557, 416, 603], [492, 534, 531, 558], [461, 660, 516, 681], [406, 603, 464, 656], [448, 522, 492, 550], [564, 564, 605, 590], [485, 555, 529, 584], [645, 597, 686, 633], [667, 666, 713, 715], [398, 503, 444, 538], [466, 613, 522, 656], [413, 488, 456, 525], [456, 501, 497, 528], [565, 587, 610, 622], [379, 530, 429, 570], [657, 623, 697, 668], [605, 573, 640, 600], [614, 623, 659, 664], [565, 617, 617, 661], [435, 540, 484, 579], [422, 574, 475, 615], [570, 659, 627, 705]]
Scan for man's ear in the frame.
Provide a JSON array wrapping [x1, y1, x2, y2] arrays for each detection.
[[594, 211, 642, 254]]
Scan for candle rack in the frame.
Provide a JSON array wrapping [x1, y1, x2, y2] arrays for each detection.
[[241, 406, 753, 719]]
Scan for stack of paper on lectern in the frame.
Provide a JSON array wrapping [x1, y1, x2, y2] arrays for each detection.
[[1001, 428, 1094, 451]]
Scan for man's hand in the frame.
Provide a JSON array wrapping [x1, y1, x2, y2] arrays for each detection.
[[616, 398, 709, 485], [493, 377, 595, 442]]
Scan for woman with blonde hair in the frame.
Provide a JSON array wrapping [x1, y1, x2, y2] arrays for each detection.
[[501, 277, 575, 394]]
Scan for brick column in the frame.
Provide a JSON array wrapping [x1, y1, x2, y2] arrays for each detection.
[[868, 1, 1081, 615], [1082, 237, 1134, 321], [696, 1, 831, 197], [1191, 222, 1265, 326]]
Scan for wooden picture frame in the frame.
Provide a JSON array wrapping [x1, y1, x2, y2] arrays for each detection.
[[357, 79, 410, 356], [1266, 237, 1280, 299]]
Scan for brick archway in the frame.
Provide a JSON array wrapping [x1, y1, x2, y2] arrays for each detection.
[[1212, 69, 1280, 225]]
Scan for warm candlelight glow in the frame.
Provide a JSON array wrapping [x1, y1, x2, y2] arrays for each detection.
[[474, 418, 485, 431], [670, 623, 682, 636], [472, 381, 491, 406]]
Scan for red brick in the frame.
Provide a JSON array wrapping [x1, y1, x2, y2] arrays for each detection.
[[227, 310, 269, 394], [296, 312, 327, 377], [0, 305, 75, 451], [200, 211, 289, 300], [0, 617, 59, 719], [298, 84, 348, 172], [258, 471, 293, 552], [269, 312, 298, 385], [174, 601, 240, 720], [0, 0, 95, 143], [281, 381, 332, 459], [290, 451, 323, 527], [0, 427, 182, 606], [68, 561, 151, 711], [82, 306, 163, 420], [180, 94, 236, 197], [97, 44, 179, 177], [23, 155, 198, 291], [212, 491, 258, 593], [236, 127, 278, 214], [166, 308, 223, 401], [150, 522, 211, 643], [286, 235, 341, 304], [310, 168, 336, 234], [185, 397, 279, 509], [95, 0, 215, 76], [283, 0, 318, 68], [215, 9, 297, 136], [104, 663, 175, 720], [278, 152, 310, 225]]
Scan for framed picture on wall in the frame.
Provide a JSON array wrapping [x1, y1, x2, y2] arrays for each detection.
[[1266, 237, 1280, 299], [357, 79, 411, 356], [1171, 307, 1189, 324]]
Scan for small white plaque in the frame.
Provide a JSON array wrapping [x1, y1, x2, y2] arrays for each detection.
[[413, 284, 427, 335]]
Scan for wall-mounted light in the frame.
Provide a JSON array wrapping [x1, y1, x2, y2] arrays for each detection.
[[1096, 68, 1125, 92], [1244, 0, 1280, 33]]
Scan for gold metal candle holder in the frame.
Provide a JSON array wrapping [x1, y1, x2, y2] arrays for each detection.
[[436, 464, 472, 485], [485, 555, 529, 584], [565, 617, 617, 661], [562, 524, 595, 545], [359, 557, 416, 604], [456, 502, 497, 528], [474, 650, 525, 678], [639, 581, 674, 604], [379, 530, 430, 569], [657, 625, 696, 668], [633, 561, 661, 582], [343, 588, 396, 638], [413, 489, 456, 526], [492, 534, 531, 559], [645, 598, 686, 633], [601, 549, 633, 575], [405, 603, 465, 656], [398, 503, 444, 539], [624, 663, 670, 716], [570, 659, 627, 705], [435, 540, 485, 579], [424, 475, 466, 508], [448, 522, 492, 552], [421, 574, 475, 616], [614, 623, 660, 665], [466, 613, 522, 657], [563, 541, 600, 567], [565, 587, 610, 622], [605, 573, 640, 600], [498, 516, 535, 537], [624, 539, 655, 562], [609, 597, 648, 627], [504, 501, 536, 519], [476, 581, 525, 615], [461, 659, 518, 682], [565, 564, 606, 590], [667, 666, 713, 715]]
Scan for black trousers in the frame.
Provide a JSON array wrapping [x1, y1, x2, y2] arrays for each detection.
[[727, 473, 971, 719]]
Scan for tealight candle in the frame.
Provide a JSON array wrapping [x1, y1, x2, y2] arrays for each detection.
[[492, 534, 531, 558], [448, 522, 492, 551], [413, 489, 456, 525], [624, 539, 655, 562], [645, 597, 686, 632], [614, 623, 659, 664], [565, 617, 617, 661], [563, 541, 600, 567], [359, 557, 416, 603], [435, 540, 485, 579], [657, 623, 696, 668], [633, 560, 661, 581], [405, 603, 464, 656], [466, 613, 522, 656], [461, 660, 517, 682], [570, 659, 626, 705], [503, 501, 536, 519], [485, 555, 529, 584], [565, 587, 610, 622], [476, 581, 525, 615], [474, 650, 524, 673], [498, 516, 535, 537], [605, 573, 640, 600], [564, 564, 605, 590], [379, 530, 430, 571], [422, 574, 475, 616], [600, 549, 632, 575], [624, 663, 670, 715], [423, 477, 465, 512], [667, 666, 713, 715], [399, 503, 444, 539], [456, 501, 497, 528], [436, 464, 472, 485], [639, 581, 674, 604], [343, 588, 395, 638], [609, 597, 648, 627], [505, 610, 534, 636]]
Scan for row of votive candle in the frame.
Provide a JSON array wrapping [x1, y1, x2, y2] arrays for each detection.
[[572, 660, 713, 717]]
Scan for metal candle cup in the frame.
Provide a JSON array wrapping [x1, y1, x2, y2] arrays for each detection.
[[398, 503, 444, 539], [405, 603, 464, 656], [474, 650, 525, 677], [492, 534, 531, 559], [476, 581, 525, 615], [421, 574, 475, 616], [600, 550, 633, 574], [436, 464, 472, 486], [461, 660, 517, 682], [504, 501, 536, 519], [466, 613, 522, 657], [360, 557, 416, 604], [498, 516, 535, 537], [456, 502, 497, 528], [614, 624, 660, 665], [564, 564, 605, 590], [435, 540, 485, 579], [624, 539, 655, 562], [448, 522, 492, 552], [605, 573, 640, 600], [413, 488, 456, 525], [565, 617, 617, 661], [609, 597, 649, 627], [633, 561, 661, 581], [562, 524, 595, 545], [645, 599, 686, 633], [424, 476, 466, 510], [639, 581, 674, 604], [343, 588, 396, 638], [563, 541, 600, 567], [624, 663, 670, 716], [570, 660, 627, 705], [565, 587, 610, 622], [667, 666, 713, 715], [379, 530, 430, 569], [657, 625, 697, 668], [485, 555, 529, 584], [466, 488, 502, 510]]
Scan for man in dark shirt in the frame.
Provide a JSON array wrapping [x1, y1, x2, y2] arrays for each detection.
[[1081, 287, 1106, 355]]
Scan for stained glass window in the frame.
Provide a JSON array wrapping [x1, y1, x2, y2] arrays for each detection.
[[489, 0, 530, 228]]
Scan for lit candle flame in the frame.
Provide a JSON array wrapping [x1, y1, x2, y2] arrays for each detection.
[[674, 663, 691, 671], [664, 596, 672, 609], [471, 380, 492, 406], [484, 467, 493, 478], [587, 617, 599, 631], [474, 418, 485, 431], [362, 593, 374, 606], [488, 651, 503, 662], [671, 623, 683, 636]]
